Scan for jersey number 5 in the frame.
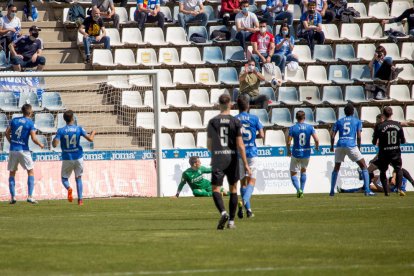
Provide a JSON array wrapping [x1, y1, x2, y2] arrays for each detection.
[[220, 127, 228, 147], [343, 122, 351, 135], [64, 134, 77, 148]]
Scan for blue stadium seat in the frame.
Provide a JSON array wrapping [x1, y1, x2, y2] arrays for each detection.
[[0, 50, 10, 69], [278, 87, 302, 105], [270, 108, 293, 127], [203, 46, 227, 64], [313, 45, 337, 63], [259, 87, 279, 106], [351, 65, 373, 82], [29, 134, 49, 152], [329, 65, 354, 84], [0, 92, 20, 112], [249, 109, 273, 127], [315, 107, 337, 124], [18, 92, 43, 112], [344, 86, 369, 104], [322, 86, 347, 105], [225, 46, 247, 63], [204, 5, 218, 22], [42, 92, 65, 111], [35, 113, 57, 133], [187, 26, 212, 45], [218, 67, 239, 85], [293, 107, 317, 125], [335, 44, 359, 62], [0, 113, 8, 133]]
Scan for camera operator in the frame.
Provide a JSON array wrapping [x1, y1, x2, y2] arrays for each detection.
[[235, 60, 269, 109]]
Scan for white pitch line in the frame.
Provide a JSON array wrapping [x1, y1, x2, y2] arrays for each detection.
[[85, 263, 414, 276]]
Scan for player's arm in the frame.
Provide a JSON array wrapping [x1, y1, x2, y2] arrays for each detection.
[[257, 128, 265, 139], [329, 129, 336, 152], [176, 176, 187, 198], [83, 130, 97, 142], [52, 135, 60, 148], [286, 131, 292, 157], [312, 132, 319, 151], [236, 136, 251, 176], [372, 125, 379, 146], [207, 138, 212, 151], [30, 130, 44, 149], [400, 126, 406, 144], [5, 126, 11, 143], [356, 130, 362, 149], [201, 166, 212, 174]]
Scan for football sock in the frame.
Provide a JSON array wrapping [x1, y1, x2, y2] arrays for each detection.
[[395, 169, 403, 191], [240, 186, 247, 198], [62, 178, 70, 190], [212, 191, 226, 214], [330, 171, 338, 194], [362, 169, 370, 192], [402, 168, 414, 186], [380, 171, 389, 195], [291, 175, 300, 192], [9, 176, 15, 198], [229, 193, 238, 221], [28, 176, 34, 197], [242, 184, 254, 210], [76, 178, 83, 200], [300, 173, 307, 191]]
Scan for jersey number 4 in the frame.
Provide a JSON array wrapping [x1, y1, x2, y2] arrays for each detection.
[[14, 125, 23, 139], [64, 134, 77, 148]]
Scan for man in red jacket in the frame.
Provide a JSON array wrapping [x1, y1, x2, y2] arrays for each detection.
[[220, 0, 240, 26]]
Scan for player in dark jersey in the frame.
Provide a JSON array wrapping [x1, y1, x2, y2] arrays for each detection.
[[207, 94, 251, 230], [372, 106, 406, 196]]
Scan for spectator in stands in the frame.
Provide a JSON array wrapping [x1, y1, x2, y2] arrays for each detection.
[[79, 7, 110, 64], [92, 0, 120, 30], [220, 0, 240, 27], [236, 60, 268, 109], [250, 20, 277, 71], [298, 1, 324, 54], [177, 0, 208, 29], [235, 0, 259, 51], [5, 0, 43, 22], [382, 7, 414, 36], [135, 0, 165, 31], [9, 25, 45, 71], [302, 0, 334, 23], [0, 4, 21, 56], [274, 23, 298, 76], [263, 0, 293, 27]]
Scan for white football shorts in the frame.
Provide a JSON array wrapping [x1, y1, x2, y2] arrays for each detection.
[[8, 151, 34, 171], [289, 156, 310, 172], [61, 158, 84, 179], [334, 147, 363, 163], [239, 157, 258, 180]]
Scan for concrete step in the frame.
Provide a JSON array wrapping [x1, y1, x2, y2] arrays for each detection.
[[44, 63, 90, 71], [21, 21, 63, 28], [44, 41, 77, 49], [93, 135, 136, 150], [77, 114, 120, 127], [32, 30, 67, 42], [42, 49, 82, 63], [70, 105, 115, 113], [60, 92, 105, 105]]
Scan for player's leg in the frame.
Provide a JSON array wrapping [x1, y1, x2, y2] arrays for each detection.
[[391, 157, 404, 196], [242, 158, 256, 217], [21, 151, 37, 203], [402, 168, 414, 187], [226, 158, 240, 228], [290, 157, 301, 196], [238, 160, 247, 219], [350, 147, 374, 196], [61, 160, 74, 202], [299, 158, 310, 196], [74, 159, 84, 205], [331, 148, 344, 196], [211, 168, 228, 230], [7, 152, 19, 204], [379, 169, 389, 196], [193, 189, 213, 197]]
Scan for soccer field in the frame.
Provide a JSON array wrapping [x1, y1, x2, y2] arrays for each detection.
[[1, 194, 413, 275]]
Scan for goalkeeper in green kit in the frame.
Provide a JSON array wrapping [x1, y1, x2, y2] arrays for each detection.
[[175, 156, 228, 197]]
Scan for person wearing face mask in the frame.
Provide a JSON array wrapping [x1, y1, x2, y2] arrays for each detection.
[[9, 25, 45, 71], [235, 0, 259, 51], [263, 0, 293, 27], [302, 0, 334, 23], [250, 20, 278, 71], [220, 0, 240, 27], [298, 1, 324, 55], [79, 7, 110, 64], [0, 4, 21, 56], [274, 23, 298, 75], [235, 60, 268, 109]]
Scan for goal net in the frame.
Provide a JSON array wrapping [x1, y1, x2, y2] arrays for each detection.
[[0, 70, 162, 201]]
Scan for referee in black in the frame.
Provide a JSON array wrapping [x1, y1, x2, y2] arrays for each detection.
[[207, 94, 251, 230], [372, 106, 406, 196]]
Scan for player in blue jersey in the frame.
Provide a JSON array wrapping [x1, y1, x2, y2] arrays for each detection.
[[330, 103, 375, 196], [5, 104, 44, 204], [286, 110, 319, 198], [52, 110, 96, 206], [234, 95, 264, 218]]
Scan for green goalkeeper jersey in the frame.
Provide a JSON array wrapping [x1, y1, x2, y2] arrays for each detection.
[[178, 166, 212, 193]]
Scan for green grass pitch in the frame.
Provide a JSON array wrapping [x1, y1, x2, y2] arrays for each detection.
[[1, 194, 414, 275]]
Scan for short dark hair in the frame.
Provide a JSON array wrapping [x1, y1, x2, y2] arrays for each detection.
[[376, 45, 387, 56], [259, 20, 267, 25], [376, 114, 385, 120], [7, 4, 15, 10], [21, 104, 32, 116], [218, 93, 231, 106], [279, 23, 290, 36], [63, 110, 74, 123], [296, 110, 306, 121], [237, 95, 249, 112], [189, 156, 199, 166], [383, 106, 393, 118], [344, 103, 354, 116], [308, 1, 317, 7], [240, 0, 249, 7]]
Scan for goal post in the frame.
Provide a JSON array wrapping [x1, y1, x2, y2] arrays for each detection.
[[0, 70, 163, 199]]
